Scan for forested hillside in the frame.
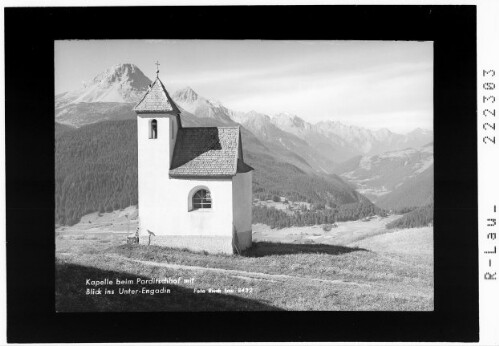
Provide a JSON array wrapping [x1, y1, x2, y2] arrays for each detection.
[[56, 119, 370, 226], [253, 199, 386, 229], [55, 122, 75, 134], [55, 120, 138, 225], [386, 204, 433, 229], [246, 151, 359, 206]]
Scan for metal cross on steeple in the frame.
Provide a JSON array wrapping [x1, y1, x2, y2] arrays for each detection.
[[155, 61, 160, 77]]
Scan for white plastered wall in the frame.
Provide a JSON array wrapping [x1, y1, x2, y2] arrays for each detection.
[[138, 113, 234, 237], [158, 177, 234, 237], [138, 114, 176, 236], [139, 176, 234, 237], [232, 171, 253, 250]]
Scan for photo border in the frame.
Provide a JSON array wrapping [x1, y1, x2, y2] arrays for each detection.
[[5, 5, 478, 343]]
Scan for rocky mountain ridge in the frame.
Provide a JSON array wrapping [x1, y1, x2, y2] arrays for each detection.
[[56, 63, 152, 107], [55, 63, 433, 174]]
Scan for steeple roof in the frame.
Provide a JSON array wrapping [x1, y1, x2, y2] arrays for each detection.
[[133, 77, 180, 114]]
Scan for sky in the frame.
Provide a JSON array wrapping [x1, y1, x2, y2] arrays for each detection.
[[55, 40, 433, 134]]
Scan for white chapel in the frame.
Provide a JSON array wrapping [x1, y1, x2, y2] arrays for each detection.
[[133, 72, 254, 254]]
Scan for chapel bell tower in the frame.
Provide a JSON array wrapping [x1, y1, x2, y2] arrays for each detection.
[[133, 62, 182, 235]]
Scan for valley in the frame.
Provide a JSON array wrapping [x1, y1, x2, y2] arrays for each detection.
[[336, 143, 434, 208], [54, 62, 434, 312], [55, 63, 433, 229]]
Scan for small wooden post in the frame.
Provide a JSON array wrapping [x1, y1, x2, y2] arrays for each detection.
[[127, 227, 140, 244], [146, 229, 155, 246]]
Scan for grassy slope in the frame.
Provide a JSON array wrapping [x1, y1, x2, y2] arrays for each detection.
[[349, 227, 433, 256], [56, 246, 432, 311], [56, 212, 433, 311], [253, 215, 401, 246], [56, 259, 281, 312]]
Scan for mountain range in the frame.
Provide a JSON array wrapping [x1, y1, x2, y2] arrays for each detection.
[[55, 63, 433, 224], [55, 63, 432, 167]]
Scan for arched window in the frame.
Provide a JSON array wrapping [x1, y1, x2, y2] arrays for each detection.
[[150, 119, 157, 139], [192, 189, 212, 210]]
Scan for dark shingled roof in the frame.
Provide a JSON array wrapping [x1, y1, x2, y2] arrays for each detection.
[[236, 158, 254, 174], [134, 77, 180, 114], [170, 127, 253, 177]]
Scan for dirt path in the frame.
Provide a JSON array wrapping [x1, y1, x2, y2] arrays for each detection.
[[374, 253, 417, 267], [107, 254, 371, 288]]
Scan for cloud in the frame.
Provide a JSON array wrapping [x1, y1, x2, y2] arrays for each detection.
[[217, 60, 432, 126]]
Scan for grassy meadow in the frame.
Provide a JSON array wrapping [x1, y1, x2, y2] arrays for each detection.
[[56, 208, 433, 312]]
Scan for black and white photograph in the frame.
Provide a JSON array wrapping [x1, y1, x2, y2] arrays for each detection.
[[5, 4, 484, 343], [54, 39, 434, 312]]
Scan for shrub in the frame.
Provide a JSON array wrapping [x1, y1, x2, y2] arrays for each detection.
[[322, 224, 333, 232]]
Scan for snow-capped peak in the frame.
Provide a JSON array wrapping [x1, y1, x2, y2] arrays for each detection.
[[207, 98, 223, 108], [408, 127, 432, 136], [85, 63, 151, 90], [271, 113, 311, 132], [58, 63, 152, 105]]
